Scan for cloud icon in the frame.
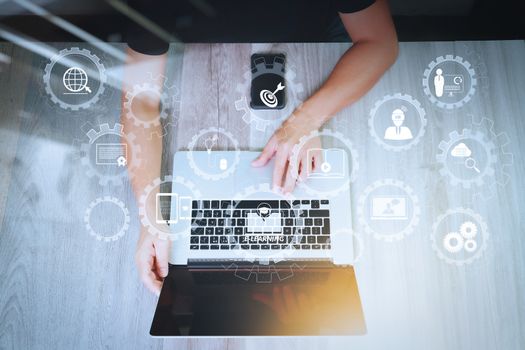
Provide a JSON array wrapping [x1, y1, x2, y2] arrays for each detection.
[[451, 142, 472, 157]]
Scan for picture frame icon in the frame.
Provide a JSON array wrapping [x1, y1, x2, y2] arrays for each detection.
[[306, 148, 347, 179], [370, 196, 407, 220]]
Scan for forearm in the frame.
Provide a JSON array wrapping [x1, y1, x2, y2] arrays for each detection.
[[121, 48, 167, 203], [299, 39, 398, 128]]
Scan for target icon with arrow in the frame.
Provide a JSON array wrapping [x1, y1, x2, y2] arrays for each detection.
[[259, 82, 285, 108]]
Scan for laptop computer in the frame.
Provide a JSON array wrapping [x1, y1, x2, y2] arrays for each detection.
[[150, 151, 365, 336]]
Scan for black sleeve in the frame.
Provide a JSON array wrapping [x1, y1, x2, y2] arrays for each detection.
[[331, 0, 375, 13], [126, 0, 170, 55]]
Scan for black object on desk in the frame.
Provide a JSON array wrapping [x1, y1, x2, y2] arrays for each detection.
[[150, 261, 366, 336], [250, 53, 287, 110]]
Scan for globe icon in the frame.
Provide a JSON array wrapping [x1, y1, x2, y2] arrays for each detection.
[[63, 67, 91, 93]]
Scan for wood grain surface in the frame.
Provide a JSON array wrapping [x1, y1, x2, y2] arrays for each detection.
[[0, 41, 524, 350]]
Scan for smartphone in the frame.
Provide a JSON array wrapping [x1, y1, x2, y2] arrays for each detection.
[[250, 53, 286, 110], [178, 196, 192, 220], [156, 193, 178, 224]]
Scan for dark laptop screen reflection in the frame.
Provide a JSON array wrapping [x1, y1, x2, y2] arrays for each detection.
[[151, 265, 366, 336]]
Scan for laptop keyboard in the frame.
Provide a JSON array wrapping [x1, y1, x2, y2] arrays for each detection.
[[190, 199, 331, 251]]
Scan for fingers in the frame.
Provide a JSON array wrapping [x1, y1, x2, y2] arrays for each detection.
[[136, 251, 162, 296], [272, 286, 287, 322], [252, 136, 277, 167], [297, 293, 309, 311], [252, 292, 272, 307], [283, 153, 299, 194], [135, 233, 169, 297], [272, 148, 290, 190], [154, 239, 170, 278], [141, 268, 163, 296], [311, 148, 323, 173], [282, 286, 299, 316], [298, 151, 310, 184]]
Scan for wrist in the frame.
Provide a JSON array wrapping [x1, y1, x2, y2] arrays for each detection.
[[294, 89, 338, 129], [292, 102, 329, 130]]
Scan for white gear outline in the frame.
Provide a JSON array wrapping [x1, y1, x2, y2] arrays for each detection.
[[368, 93, 427, 152], [422, 55, 477, 109], [43, 47, 106, 111], [222, 262, 305, 284], [84, 196, 130, 242], [436, 116, 513, 198], [139, 175, 202, 241], [322, 228, 365, 265], [186, 127, 241, 181], [288, 129, 359, 197], [235, 57, 304, 131], [80, 122, 142, 187], [431, 207, 489, 266], [228, 183, 303, 265], [123, 73, 180, 134], [357, 179, 421, 242]]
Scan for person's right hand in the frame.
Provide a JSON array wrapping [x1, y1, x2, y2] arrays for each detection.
[[135, 227, 171, 296]]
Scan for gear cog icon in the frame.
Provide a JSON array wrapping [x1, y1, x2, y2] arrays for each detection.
[[368, 93, 427, 152], [84, 196, 130, 242], [187, 127, 241, 181], [357, 179, 421, 242], [78, 122, 142, 187], [436, 116, 513, 199], [288, 129, 359, 197], [235, 57, 304, 131], [123, 73, 180, 137], [422, 55, 477, 109], [139, 175, 201, 240], [431, 207, 489, 266], [43, 47, 107, 111]]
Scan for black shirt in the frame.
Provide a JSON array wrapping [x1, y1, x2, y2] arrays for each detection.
[[127, 0, 375, 55]]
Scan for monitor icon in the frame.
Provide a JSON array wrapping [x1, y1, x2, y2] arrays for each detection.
[[95, 143, 127, 165], [434, 68, 464, 97], [370, 196, 407, 220]]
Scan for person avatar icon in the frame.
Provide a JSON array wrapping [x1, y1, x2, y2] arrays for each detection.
[[382, 202, 395, 215], [384, 107, 413, 141], [434, 68, 445, 97]]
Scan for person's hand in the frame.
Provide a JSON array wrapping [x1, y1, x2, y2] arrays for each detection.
[[135, 227, 171, 296], [252, 286, 316, 325], [251, 110, 324, 193]]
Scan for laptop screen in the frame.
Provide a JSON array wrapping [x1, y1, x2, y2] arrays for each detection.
[[150, 263, 366, 336]]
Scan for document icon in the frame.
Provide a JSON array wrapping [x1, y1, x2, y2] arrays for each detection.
[[95, 143, 127, 165]]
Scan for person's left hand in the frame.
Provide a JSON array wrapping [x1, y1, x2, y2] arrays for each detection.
[[251, 110, 323, 194]]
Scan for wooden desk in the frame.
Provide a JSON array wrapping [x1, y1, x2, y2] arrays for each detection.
[[0, 41, 524, 349]]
